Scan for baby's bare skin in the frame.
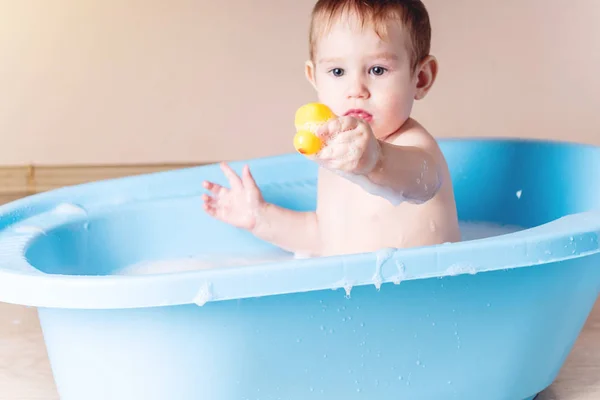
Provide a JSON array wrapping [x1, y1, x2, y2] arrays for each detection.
[[316, 118, 460, 256], [202, 117, 460, 257], [202, 8, 461, 258]]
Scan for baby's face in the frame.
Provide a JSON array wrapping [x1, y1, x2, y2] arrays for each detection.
[[308, 17, 419, 139]]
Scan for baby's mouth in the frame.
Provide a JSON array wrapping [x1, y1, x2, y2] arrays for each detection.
[[344, 109, 373, 122]]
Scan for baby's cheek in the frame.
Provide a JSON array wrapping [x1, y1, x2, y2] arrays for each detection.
[[376, 96, 410, 132]]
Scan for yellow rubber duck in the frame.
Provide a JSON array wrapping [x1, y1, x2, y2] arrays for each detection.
[[293, 103, 336, 155]]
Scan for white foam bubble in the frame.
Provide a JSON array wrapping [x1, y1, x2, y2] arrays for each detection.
[[53, 203, 87, 216], [193, 282, 213, 306], [459, 221, 523, 241], [343, 282, 353, 298], [293, 252, 312, 259], [393, 261, 406, 284], [373, 248, 394, 290], [115, 250, 293, 276], [445, 264, 477, 276], [13, 226, 45, 235]]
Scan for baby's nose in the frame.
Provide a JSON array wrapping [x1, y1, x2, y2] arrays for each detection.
[[347, 79, 370, 99]]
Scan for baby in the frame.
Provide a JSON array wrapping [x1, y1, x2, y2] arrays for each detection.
[[202, 0, 461, 257]]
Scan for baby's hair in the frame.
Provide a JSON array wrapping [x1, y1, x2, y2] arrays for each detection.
[[309, 0, 431, 72]]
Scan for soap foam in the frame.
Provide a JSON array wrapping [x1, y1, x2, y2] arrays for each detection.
[[53, 203, 88, 216], [13, 226, 46, 235], [373, 248, 394, 290], [115, 221, 523, 276], [115, 250, 293, 276], [459, 221, 523, 241], [193, 282, 213, 306]]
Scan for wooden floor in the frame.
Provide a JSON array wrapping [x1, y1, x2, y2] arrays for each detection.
[[0, 300, 598, 399]]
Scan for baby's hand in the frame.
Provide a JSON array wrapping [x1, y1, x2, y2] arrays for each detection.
[[202, 162, 264, 231], [312, 116, 381, 175]]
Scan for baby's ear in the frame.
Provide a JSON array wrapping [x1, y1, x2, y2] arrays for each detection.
[[414, 55, 438, 100], [305, 60, 318, 90]]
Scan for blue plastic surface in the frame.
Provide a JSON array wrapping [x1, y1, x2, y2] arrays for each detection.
[[0, 138, 599, 400]]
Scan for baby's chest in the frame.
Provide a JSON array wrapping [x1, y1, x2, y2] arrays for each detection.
[[317, 173, 393, 222]]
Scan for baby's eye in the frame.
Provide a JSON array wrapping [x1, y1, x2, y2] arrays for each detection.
[[369, 66, 387, 76], [329, 68, 344, 77]]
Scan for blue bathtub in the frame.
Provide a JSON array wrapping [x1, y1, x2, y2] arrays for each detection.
[[0, 138, 598, 400]]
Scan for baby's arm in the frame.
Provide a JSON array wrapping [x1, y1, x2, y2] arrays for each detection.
[[312, 116, 442, 206], [365, 128, 443, 204], [202, 162, 321, 256], [251, 203, 320, 256]]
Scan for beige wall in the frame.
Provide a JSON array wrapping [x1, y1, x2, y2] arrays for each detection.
[[1, 0, 599, 166]]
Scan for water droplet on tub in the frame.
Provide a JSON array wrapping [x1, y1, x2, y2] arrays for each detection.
[[429, 220, 437, 232], [416, 360, 421, 366], [516, 190, 522, 199]]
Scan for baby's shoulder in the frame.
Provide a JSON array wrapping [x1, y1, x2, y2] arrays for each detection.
[[387, 118, 442, 154]]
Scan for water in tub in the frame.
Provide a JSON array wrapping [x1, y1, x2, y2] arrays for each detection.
[[115, 221, 523, 276]]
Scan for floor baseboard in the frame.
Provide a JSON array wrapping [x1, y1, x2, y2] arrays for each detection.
[[0, 163, 201, 201]]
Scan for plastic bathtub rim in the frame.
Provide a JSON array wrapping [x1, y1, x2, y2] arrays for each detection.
[[0, 137, 597, 310]]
